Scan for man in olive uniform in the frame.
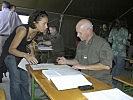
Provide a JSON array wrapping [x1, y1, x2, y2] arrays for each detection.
[[57, 19, 113, 85], [39, 26, 64, 63]]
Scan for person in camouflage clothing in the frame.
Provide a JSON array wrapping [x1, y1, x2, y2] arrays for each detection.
[[108, 19, 128, 87]]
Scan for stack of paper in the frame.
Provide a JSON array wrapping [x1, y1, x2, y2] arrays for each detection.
[[42, 66, 92, 90], [18, 58, 29, 71], [31, 64, 70, 70], [50, 74, 92, 90], [18, 59, 93, 91], [18, 59, 55, 71], [37, 45, 53, 50], [42, 70, 61, 80], [18, 59, 72, 71], [42, 66, 81, 80], [83, 88, 133, 100], [30, 63, 54, 70]]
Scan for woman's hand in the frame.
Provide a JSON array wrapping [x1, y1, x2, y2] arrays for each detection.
[[25, 54, 38, 64]]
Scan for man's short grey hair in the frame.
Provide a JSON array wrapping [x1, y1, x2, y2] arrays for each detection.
[[86, 20, 93, 29]]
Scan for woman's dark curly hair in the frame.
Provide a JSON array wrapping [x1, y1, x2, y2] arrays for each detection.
[[28, 10, 48, 29]]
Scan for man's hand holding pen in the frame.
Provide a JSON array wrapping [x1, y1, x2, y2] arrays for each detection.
[[57, 57, 67, 65]]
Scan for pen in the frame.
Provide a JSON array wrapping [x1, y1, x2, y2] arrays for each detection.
[[57, 57, 61, 61]]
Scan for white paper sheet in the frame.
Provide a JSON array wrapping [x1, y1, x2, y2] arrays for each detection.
[[51, 74, 92, 90], [42, 66, 81, 80], [38, 46, 53, 50], [31, 64, 70, 70], [30, 63, 54, 70], [42, 64, 92, 90], [52, 67, 81, 75], [83, 88, 133, 100], [18, 58, 29, 71], [42, 70, 61, 80]]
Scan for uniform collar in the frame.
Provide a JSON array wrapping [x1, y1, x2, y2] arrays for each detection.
[[86, 33, 96, 45]]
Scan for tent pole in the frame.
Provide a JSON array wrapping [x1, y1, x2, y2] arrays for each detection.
[[59, 14, 64, 33], [62, 0, 73, 14], [111, 7, 133, 23], [119, 7, 133, 18], [59, 0, 73, 33]]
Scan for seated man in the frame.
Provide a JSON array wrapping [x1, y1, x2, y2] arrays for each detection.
[[39, 26, 64, 63], [57, 19, 113, 85]]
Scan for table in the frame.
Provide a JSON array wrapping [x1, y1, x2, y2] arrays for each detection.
[[27, 65, 112, 100], [113, 58, 133, 95], [35, 45, 53, 63], [125, 58, 133, 64], [0, 88, 6, 100], [125, 58, 133, 78]]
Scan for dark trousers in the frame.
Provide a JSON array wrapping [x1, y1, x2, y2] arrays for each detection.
[[112, 56, 125, 86]]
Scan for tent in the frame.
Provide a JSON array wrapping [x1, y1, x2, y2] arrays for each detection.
[[0, 0, 133, 48]]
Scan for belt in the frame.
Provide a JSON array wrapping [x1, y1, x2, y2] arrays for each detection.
[[0, 34, 9, 36]]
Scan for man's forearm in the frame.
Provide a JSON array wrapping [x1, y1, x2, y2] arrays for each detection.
[[66, 59, 79, 65], [85, 63, 110, 70]]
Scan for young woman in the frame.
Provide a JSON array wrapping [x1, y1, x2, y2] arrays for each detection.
[[2, 10, 48, 100]]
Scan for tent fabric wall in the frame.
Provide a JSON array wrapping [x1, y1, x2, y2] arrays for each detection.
[[0, 0, 133, 48], [0, 0, 133, 26], [60, 15, 79, 48]]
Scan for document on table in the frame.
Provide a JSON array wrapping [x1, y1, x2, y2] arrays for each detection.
[[38, 45, 53, 50], [42, 66, 81, 80], [51, 67, 81, 75], [31, 64, 70, 70], [83, 88, 133, 100], [30, 63, 54, 70], [42, 65, 92, 90], [50, 74, 92, 90], [18, 58, 29, 71], [42, 70, 61, 80]]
